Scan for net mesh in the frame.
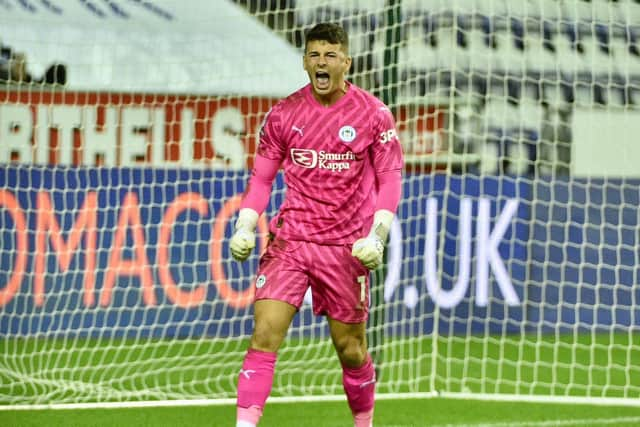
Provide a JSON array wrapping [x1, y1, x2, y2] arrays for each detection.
[[0, 0, 639, 406]]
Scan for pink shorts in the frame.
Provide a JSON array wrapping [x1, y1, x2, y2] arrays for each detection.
[[253, 238, 370, 323]]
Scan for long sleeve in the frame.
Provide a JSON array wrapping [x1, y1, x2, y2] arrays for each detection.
[[375, 169, 402, 214], [239, 154, 281, 215]]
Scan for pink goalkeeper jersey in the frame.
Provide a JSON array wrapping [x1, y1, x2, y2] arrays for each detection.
[[258, 82, 403, 245]]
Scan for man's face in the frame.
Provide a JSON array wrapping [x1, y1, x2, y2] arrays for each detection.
[[303, 40, 351, 99]]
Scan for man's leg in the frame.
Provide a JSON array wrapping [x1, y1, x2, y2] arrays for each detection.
[[237, 299, 297, 427], [328, 318, 375, 427]]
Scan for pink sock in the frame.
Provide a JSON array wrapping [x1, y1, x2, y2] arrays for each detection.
[[354, 409, 374, 427], [342, 354, 376, 423], [236, 406, 262, 426], [236, 348, 277, 425]]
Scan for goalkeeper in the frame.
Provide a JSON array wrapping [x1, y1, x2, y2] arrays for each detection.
[[231, 22, 403, 427]]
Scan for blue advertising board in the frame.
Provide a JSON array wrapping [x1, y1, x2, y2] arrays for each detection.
[[529, 177, 640, 332], [0, 167, 638, 337]]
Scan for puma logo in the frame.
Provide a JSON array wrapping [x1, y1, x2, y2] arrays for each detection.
[[360, 376, 376, 388], [292, 125, 304, 136], [240, 369, 256, 379]]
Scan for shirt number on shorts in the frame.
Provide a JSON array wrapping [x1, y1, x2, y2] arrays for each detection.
[[357, 275, 366, 303]]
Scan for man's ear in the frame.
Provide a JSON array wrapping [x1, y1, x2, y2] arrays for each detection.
[[344, 55, 352, 73]]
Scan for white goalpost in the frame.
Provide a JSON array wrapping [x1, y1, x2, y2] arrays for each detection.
[[1, 0, 639, 410]]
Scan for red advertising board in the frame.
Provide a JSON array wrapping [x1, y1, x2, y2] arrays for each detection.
[[0, 91, 277, 169], [0, 90, 447, 169]]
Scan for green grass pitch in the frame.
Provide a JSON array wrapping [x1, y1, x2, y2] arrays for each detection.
[[1, 334, 639, 426], [2, 398, 640, 426]]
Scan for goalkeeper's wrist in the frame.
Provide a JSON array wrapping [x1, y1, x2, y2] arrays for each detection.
[[367, 209, 394, 243], [234, 208, 259, 231]]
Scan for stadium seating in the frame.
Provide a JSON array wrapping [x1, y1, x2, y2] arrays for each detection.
[[282, 0, 640, 170]]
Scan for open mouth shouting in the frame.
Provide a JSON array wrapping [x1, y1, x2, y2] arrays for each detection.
[[315, 70, 331, 91]]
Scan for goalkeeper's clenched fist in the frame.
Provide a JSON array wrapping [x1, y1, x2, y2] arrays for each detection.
[[230, 208, 259, 261], [351, 236, 384, 270], [352, 209, 394, 270]]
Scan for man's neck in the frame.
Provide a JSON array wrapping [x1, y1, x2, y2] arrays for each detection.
[[314, 81, 349, 107]]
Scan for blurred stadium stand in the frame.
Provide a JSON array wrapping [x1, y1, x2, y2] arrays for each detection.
[[234, 0, 640, 103], [234, 0, 640, 174]]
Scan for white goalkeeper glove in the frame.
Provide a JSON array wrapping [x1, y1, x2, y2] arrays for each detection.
[[352, 236, 384, 270], [352, 209, 394, 270], [230, 208, 259, 261]]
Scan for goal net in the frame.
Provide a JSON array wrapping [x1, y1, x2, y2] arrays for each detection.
[[1, 0, 639, 408]]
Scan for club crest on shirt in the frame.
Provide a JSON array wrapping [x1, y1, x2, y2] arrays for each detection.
[[338, 125, 357, 143], [256, 274, 267, 289]]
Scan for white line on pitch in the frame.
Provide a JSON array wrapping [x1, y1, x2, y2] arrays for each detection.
[[424, 416, 640, 427]]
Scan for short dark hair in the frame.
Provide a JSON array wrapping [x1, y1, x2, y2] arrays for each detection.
[[304, 23, 349, 53]]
